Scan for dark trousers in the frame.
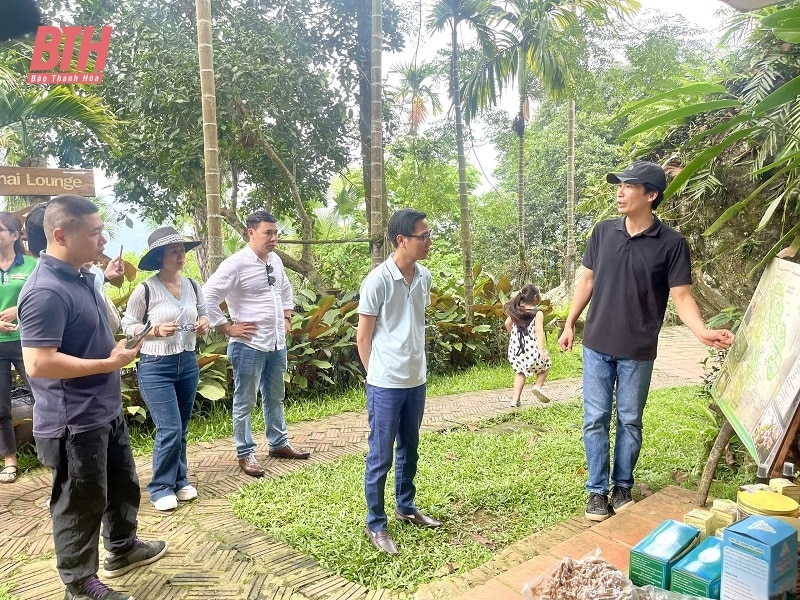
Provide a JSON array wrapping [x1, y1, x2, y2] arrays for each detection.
[[364, 383, 426, 531], [0, 340, 26, 457], [36, 413, 141, 584]]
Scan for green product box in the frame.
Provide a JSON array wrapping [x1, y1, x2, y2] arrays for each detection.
[[630, 519, 700, 589], [721, 515, 798, 600], [670, 536, 723, 599]]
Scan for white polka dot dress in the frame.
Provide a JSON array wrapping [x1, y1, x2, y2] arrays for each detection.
[[508, 319, 551, 376]]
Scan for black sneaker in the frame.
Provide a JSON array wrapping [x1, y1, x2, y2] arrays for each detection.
[[101, 538, 168, 579], [64, 575, 133, 600], [584, 492, 611, 522], [610, 486, 635, 512]]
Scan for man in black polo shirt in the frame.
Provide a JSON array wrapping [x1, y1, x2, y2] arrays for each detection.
[[18, 195, 168, 600], [558, 161, 735, 522]]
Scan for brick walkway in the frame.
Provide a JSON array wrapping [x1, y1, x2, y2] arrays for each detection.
[[0, 326, 710, 600]]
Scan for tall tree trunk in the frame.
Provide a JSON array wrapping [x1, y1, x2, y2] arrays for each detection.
[[565, 98, 576, 297], [195, 0, 223, 274], [513, 48, 530, 286], [369, 0, 385, 268], [451, 25, 474, 324], [516, 96, 526, 269], [192, 199, 212, 281], [356, 0, 372, 251]]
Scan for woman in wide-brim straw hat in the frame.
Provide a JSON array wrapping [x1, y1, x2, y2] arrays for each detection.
[[121, 226, 209, 512]]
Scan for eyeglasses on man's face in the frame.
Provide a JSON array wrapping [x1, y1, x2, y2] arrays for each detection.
[[266, 264, 275, 286], [406, 231, 433, 243]]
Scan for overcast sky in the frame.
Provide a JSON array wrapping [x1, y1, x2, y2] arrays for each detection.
[[641, 0, 734, 28]]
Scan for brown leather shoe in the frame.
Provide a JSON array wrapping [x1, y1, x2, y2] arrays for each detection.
[[238, 455, 266, 477], [395, 509, 441, 528], [269, 445, 311, 460], [364, 527, 398, 555]]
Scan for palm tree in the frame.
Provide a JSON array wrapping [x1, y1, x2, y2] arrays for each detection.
[[428, 0, 495, 324], [393, 61, 443, 135], [1, 48, 120, 209], [391, 61, 443, 181], [0, 65, 119, 162], [464, 0, 638, 284]]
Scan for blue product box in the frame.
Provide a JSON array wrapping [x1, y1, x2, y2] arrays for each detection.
[[670, 536, 723, 599], [721, 515, 798, 600], [630, 519, 700, 589]]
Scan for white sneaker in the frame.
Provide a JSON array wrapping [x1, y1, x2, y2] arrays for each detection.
[[510, 397, 521, 407], [531, 387, 551, 403], [152, 494, 178, 511], [176, 485, 198, 502]]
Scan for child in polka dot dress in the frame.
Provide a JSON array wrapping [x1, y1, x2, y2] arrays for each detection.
[[504, 285, 551, 407]]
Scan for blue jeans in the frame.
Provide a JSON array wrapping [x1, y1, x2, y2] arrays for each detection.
[[364, 383, 426, 532], [582, 346, 654, 496], [137, 351, 199, 502], [228, 342, 288, 459]]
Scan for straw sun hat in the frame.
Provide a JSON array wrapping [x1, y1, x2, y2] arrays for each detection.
[[138, 226, 201, 271]]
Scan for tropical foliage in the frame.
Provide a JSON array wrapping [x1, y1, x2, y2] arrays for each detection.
[[464, 0, 639, 283], [0, 42, 119, 171], [4, 0, 800, 363], [113, 269, 515, 423], [616, 4, 800, 282]]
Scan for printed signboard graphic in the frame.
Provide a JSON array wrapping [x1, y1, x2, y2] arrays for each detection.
[[28, 25, 111, 85], [713, 258, 800, 470]]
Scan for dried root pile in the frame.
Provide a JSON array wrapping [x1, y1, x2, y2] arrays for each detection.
[[535, 555, 637, 600]]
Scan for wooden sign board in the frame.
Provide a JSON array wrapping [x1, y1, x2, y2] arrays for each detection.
[[0, 166, 95, 197]]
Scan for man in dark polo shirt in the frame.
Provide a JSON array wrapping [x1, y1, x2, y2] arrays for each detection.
[[558, 161, 735, 523], [18, 195, 167, 600]]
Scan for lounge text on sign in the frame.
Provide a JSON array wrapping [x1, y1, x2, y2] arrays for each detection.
[[0, 167, 95, 197], [28, 25, 112, 85]]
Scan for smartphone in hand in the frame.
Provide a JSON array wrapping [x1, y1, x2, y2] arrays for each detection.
[[125, 321, 153, 349]]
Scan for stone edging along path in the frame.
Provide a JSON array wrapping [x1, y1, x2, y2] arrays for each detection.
[[0, 327, 707, 599]]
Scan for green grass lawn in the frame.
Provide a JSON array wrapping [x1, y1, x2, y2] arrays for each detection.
[[229, 385, 750, 591]]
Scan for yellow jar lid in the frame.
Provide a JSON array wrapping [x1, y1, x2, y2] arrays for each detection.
[[738, 489, 800, 515]]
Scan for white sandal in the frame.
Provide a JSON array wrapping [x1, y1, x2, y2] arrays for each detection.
[[0, 465, 18, 483]]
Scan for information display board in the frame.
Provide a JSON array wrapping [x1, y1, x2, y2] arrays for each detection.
[[713, 258, 800, 469]]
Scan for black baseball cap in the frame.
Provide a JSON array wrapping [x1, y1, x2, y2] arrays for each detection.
[[606, 161, 667, 192]]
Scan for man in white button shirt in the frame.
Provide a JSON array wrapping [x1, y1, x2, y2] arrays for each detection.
[[203, 211, 310, 478]]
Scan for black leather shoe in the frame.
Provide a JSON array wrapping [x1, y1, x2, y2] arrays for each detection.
[[394, 509, 441, 528], [364, 527, 398, 555], [269, 445, 311, 460]]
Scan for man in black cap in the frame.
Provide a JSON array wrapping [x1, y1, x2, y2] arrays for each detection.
[[558, 160, 735, 522]]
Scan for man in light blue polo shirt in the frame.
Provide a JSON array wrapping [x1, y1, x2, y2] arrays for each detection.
[[357, 208, 440, 556]]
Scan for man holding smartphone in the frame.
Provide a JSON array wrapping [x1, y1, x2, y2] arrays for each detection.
[[18, 195, 168, 600]]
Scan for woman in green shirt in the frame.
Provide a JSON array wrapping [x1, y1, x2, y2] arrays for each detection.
[[0, 212, 36, 483]]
